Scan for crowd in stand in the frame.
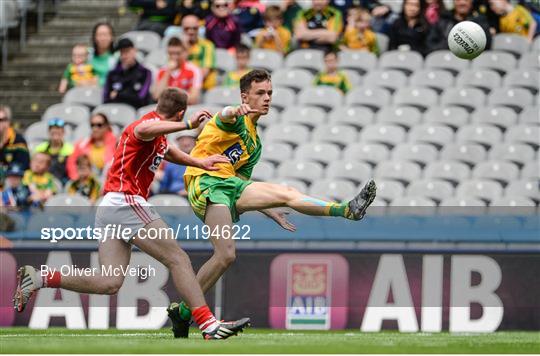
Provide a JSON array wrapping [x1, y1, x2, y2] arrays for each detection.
[[0, 0, 538, 214]]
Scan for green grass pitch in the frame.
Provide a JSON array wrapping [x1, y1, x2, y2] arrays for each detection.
[[1, 328, 539, 353]]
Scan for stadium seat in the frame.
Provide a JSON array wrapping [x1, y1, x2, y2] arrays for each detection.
[[503, 69, 539, 94], [521, 161, 539, 180], [519, 106, 539, 125], [519, 52, 540, 70], [271, 86, 296, 111], [325, 160, 373, 185], [341, 69, 362, 86], [375, 106, 421, 129], [309, 179, 357, 201], [119, 31, 160, 54], [374, 160, 422, 184], [261, 141, 293, 165], [295, 142, 341, 165], [439, 196, 487, 207], [424, 160, 471, 184], [391, 143, 438, 166], [298, 86, 343, 111], [25, 121, 71, 143], [379, 50, 423, 75], [71, 123, 91, 142], [147, 194, 190, 207], [505, 125, 539, 148], [506, 180, 540, 202], [144, 48, 167, 68], [277, 160, 324, 184], [472, 50, 517, 75], [471, 106, 517, 130], [440, 143, 487, 166], [472, 160, 520, 185], [62, 86, 103, 108], [260, 107, 280, 126], [374, 179, 405, 202], [489, 143, 535, 166], [360, 124, 406, 148], [490, 196, 536, 207], [284, 49, 324, 73], [328, 106, 374, 129], [214, 48, 235, 73], [488, 87, 534, 112], [533, 37, 540, 51], [249, 49, 284, 72], [493, 33, 530, 57], [204, 86, 241, 107], [343, 142, 390, 166], [27, 213, 76, 234], [345, 86, 392, 111], [406, 179, 454, 202], [45, 194, 91, 212], [456, 179, 504, 203], [456, 124, 503, 148], [338, 50, 377, 75], [42, 103, 90, 127], [440, 87, 486, 112], [183, 104, 222, 123], [393, 87, 438, 111], [312, 124, 358, 147], [390, 196, 437, 207], [92, 103, 136, 127], [137, 104, 156, 118], [281, 106, 326, 129], [409, 69, 454, 93], [408, 124, 454, 149], [455, 69, 502, 93], [264, 124, 310, 147], [251, 160, 276, 181], [272, 68, 314, 92], [376, 32, 390, 53], [425, 50, 469, 75], [423, 106, 469, 130], [362, 70, 408, 93]]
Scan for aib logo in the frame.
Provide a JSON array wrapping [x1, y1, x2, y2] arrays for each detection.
[[223, 143, 243, 165]]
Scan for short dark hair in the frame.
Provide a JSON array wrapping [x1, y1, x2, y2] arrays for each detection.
[[76, 154, 91, 168], [157, 88, 188, 117], [324, 48, 338, 58], [167, 36, 186, 49], [239, 69, 271, 93], [236, 43, 251, 55]]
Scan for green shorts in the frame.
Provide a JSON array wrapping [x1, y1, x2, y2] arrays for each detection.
[[185, 174, 252, 223]]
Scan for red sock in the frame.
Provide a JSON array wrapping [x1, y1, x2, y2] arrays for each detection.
[[43, 271, 61, 288], [192, 305, 218, 332]]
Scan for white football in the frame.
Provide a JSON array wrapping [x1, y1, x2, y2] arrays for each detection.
[[448, 21, 487, 60]]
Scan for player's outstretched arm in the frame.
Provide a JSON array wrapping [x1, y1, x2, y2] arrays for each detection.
[[134, 110, 212, 141], [165, 145, 229, 171]]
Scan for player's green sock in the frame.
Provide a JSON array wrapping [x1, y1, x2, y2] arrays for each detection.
[[179, 301, 192, 321], [329, 202, 351, 218]]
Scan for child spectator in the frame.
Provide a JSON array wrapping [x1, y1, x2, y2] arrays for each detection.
[[59, 44, 98, 94], [66, 155, 101, 204], [34, 118, 73, 184], [341, 7, 379, 54], [23, 152, 57, 208], [223, 44, 252, 87], [489, 0, 537, 41], [314, 49, 352, 94], [1, 164, 30, 210], [205, 0, 241, 50], [255, 6, 292, 54]]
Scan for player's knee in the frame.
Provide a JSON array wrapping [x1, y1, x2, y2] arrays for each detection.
[[216, 246, 236, 268], [162, 248, 190, 269], [103, 278, 123, 295]]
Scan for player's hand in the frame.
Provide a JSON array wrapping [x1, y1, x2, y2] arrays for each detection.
[[199, 154, 229, 171], [264, 209, 296, 232], [235, 104, 260, 116], [189, 110, 212, 129]]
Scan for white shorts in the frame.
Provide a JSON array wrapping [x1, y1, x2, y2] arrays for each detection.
[[95, 192, 162, 242]]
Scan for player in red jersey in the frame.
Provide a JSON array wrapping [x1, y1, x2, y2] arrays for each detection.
[[13, 88, 250, 339]]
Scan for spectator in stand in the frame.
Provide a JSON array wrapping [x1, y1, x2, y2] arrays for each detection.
[[89, 22, 117, 87], [427, 0, 492, 52], [177, 0, 211, 21], [519, 0, 540, 37], [232, 0, 265, 35], [34, 119, 73, 185], [314, 49, 352, 93], [1, 164, 30, 210], [159, 131, 196, 196], [205, 0, 242, 51], [223, 44, 252, 87], [103, 38, 152, 109], [425, 0, 446, 24], [181, 14, 218, 90], [0, 105, 29, 185], [152, 37, 202, 104], [331, 0, 395, 33], [58, 44, 98, 94], [489, 0, 537, 41], [128, 0, 178, 36], [280, 0, 302, 33], [294, 0, 344, 51], [66, 155, 101, 203], [24, 152, 57, 208], [255, 5, 292, 54], [66, 113, 116, 180], [341, 6, 379, 54], [389, 0, 430, 56]]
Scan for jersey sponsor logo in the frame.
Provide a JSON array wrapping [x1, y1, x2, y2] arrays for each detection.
[[149, 153, 164, 172], [223, 143, 243, 165]]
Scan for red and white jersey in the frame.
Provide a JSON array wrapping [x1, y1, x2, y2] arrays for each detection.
[[104, 111, 169, 199]]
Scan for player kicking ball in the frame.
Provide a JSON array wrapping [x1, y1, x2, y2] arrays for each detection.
[[167, 69, 377, 337], [13, 88, 250, 340]]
